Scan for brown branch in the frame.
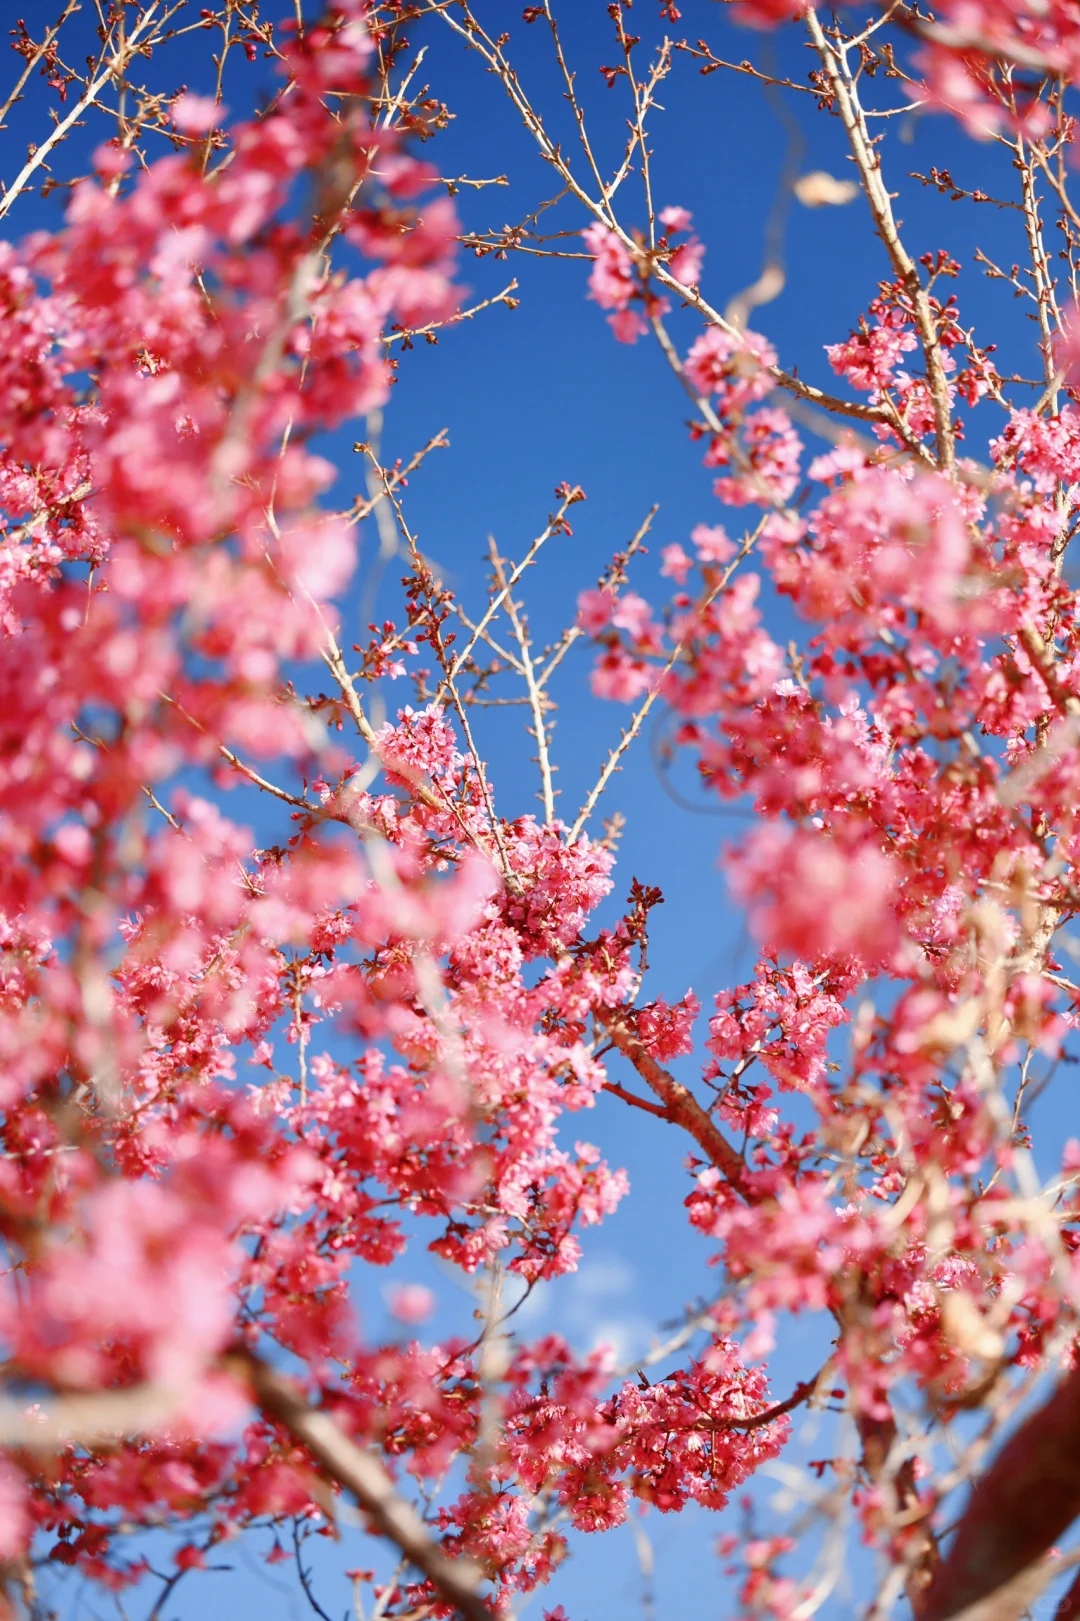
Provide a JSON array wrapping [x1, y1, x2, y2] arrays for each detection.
[[0, 3, 171, 223], [921, 1365, 1080, 1621], [1018, 625, 1080, 719], [0, 1383, 184, 1449], [569, 524, 759, 841], [383, 282, 518, 350], [537, 505, 657, 689], [230, 1349, 493, 1621], [804, 7, 955, 470], [673, 41, 818, 94], [0, 1, 80, 134], [428, 1, 891, 441], [487, 540, 556, 824], [727, 1376, 818, 1433], [598, 1012, 751, 1198], [444, 499, 574, 689], [602, 1079, 670, 1120], [347, 428, 450, 527], [695, 1373, 823, 1434]]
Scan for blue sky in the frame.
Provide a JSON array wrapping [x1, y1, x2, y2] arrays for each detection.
[[2, 3, 1070, 1618]]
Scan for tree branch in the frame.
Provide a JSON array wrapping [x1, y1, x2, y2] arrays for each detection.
[[921, 1365, 1080, 1621], [598, 1012, 751, 1198], [229, 1349, 493, 1621]]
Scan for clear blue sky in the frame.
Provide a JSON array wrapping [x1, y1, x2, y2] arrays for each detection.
[[1, 3, 1060, 1618]]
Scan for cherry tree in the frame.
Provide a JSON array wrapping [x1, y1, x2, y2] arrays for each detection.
[[2, 2, 1080, 1619]]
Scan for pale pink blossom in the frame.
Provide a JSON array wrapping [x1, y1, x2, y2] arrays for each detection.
[[388, 1283, 437, 1323]]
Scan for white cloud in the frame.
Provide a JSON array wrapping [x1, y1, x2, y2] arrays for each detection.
[[568, 1254, 636, 1299], [585, 1314, 654, 1365]]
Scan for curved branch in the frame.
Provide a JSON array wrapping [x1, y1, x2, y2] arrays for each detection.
[[922, 1365, 1080, 1621], [598, 1011, 752, 1198], [229, 1349, 493, 1621]]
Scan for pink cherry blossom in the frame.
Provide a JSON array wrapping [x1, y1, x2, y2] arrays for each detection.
[[388, 1284, 437, 1324], [171, 94, 225, 135]]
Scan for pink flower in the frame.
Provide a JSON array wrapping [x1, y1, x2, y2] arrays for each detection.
[[660, 205, 693, 232], [608, 307, 648, 344], [388, 1283, 437, 1323], [691, 523, 736, 564], [826, 313, 917, 393], [610, 592, 652, 638], [637, 992, 700, 1059], [728, 824, 901, 964], [669, 237, 705, 287], [661, 543, 693, 583], [591, 647, 652, 702], [93, 143, 133, 180], [685, 326, 776, 413], [582, 223, 636, 312], [991, 407, 1080, 493], [577, 587, 615, 632], [734, 0, 806, 21], [172, 93, 225, 135], [711, 409, 803, 508], [582, 223, 647, 343]]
